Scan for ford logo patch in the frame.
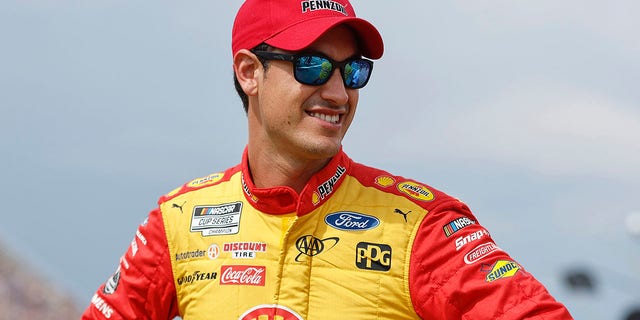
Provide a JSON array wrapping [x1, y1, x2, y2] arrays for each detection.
[[325, 212, 380, 231]]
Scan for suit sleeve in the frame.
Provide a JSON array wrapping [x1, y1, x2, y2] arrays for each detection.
[[81, 208, 179, 320], [409, 200, 574, 319]]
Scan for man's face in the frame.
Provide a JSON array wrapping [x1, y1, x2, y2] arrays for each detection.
[[251, 25, 360, 161]]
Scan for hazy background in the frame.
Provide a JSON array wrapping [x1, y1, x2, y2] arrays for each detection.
[[1, 1, 639, 318]]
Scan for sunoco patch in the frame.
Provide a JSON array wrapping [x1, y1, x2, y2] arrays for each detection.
[[190, 202, 242, 236]]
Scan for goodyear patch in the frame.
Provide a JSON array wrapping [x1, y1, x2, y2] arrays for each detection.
[[484, 260, 521, 282], [397, 181, 434, 201]]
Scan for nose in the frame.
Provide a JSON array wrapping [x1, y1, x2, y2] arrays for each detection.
[[320, 68, 349, 106]]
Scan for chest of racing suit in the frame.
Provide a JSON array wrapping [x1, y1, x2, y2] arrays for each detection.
[[162, 159, 426, 319], [82, 148, 573, 319]]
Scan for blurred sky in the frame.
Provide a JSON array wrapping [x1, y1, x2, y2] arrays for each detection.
[[1, 1, 639, 318]]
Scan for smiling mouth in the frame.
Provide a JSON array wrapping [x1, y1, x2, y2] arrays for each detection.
[[308, 112, 340, 124]]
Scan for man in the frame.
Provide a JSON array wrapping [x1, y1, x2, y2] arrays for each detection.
[[83, 0, 573, 319]]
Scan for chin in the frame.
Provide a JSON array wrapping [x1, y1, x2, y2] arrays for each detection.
[[302, 142, 341, 159]]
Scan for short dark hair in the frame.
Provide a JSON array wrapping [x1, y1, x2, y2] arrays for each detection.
[[233, 43, 273, 114]]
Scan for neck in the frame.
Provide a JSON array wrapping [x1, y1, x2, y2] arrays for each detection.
[[247, 145, 331, 194]]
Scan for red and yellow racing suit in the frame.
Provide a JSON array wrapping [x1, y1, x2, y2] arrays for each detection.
[[83, 148, 573, 319]]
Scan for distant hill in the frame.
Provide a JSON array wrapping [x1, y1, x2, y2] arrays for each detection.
[[0, 239, 81, 318]]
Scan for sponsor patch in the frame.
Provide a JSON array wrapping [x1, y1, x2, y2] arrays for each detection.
[[187, 172, 223, 188], [443, 217, 476, 237], [241, 174, 259, 203], [455, 229, 490, 251], [130, 239, 139, 257], [464, 242, 501, 264], [171, 201, 186, 214], [102, 266, 121, 295], [356, 242, 392, 271], [120, 256, 130, 270], [483, 260, 521, 282], [136, 229, 147, 245], [220, 265, 266, 286], [375, 175, 396, 188], [397, 181, 434, 201], [175, 249, 206, 261], [176, 245, 221, 261], [91, 293, 114, 318], [223, 242, 267, 259], [314, 166, 346, 205], [190, 202, 242, 236], [394, 208, 411, 222], [325, 212, 380, 231], [176, 270, 218, 286], [295, 235, 339, 262], [239, 304, 303, 320], [208, 244, 220, 260]]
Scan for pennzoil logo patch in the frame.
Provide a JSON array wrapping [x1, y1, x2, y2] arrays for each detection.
[[397, 181, 434, 201], [313, 165, 346, 205], [187, 172, 224, 188], [190, 202, 242, 236]]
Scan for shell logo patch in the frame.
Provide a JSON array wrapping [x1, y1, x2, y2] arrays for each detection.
[[397, 181, 434, 201], [375, 175, 396, 188], [238, 304, 303, 320], [312, 192, 320, 205], [484, 260, 521, 282], [187, 172, 223, 188]]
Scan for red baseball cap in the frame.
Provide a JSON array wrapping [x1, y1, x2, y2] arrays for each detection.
[[232, 0, 384, 59]]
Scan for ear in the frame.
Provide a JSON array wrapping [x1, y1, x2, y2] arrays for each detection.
[[233, 49, 261, 97]]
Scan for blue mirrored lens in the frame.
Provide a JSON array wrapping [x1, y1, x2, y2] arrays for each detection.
[[344, 60, 371, 89], [295, 56, 333, 85]]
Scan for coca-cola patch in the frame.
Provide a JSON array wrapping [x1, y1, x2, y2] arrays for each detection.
[[220, 265, 266, 286]]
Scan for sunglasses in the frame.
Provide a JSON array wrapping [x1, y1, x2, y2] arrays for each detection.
[[252, 51, 374, 89]]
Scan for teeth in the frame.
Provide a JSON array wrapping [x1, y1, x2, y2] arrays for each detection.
[[310, 112, 339, 124]]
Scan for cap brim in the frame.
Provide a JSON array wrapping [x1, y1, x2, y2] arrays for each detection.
[[264, 17, 384, 59]]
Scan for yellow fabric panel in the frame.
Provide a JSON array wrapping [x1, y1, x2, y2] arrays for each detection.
[[161, 172, 426, 319]]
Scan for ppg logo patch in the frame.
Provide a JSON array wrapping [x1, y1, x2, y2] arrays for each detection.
[[356, 242, 391, 271]]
